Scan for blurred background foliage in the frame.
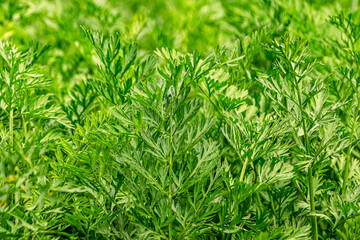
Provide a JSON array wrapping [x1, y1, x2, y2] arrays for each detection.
[[0, 0, 355, 110], [0, 0, 356, 96]]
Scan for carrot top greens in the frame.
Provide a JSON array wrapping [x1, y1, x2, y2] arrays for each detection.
[[1, 0, 360, 239]]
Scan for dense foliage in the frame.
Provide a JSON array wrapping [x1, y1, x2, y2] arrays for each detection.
[[1, 0, 360, 239]]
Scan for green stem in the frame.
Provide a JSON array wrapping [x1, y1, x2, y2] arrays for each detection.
[[308, 166, 318, 240], [239, 156, 249, 182], [168, 154, 173, 240], [9, 109, 13, 149], [296, 84, 318, 240], [9, 62, 15, 150], [168, 119, 173, 240], [342, 97, 360, 193], [342, 25, 360, 193]]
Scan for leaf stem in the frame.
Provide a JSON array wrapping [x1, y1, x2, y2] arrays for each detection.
[[9, 64, 15, 150], [296, 83, 318, 240], [168, 117, 173, 240], [239, 156, 248, 182], [308, 165, 318, 240], [9, 109, 14, 149], [342, 97, 360, 193]]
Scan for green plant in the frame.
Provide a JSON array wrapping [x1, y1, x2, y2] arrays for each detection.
[[1, 1, 360, 239]]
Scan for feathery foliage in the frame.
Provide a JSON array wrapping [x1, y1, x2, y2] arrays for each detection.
[[1, 0, 360, 239]]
